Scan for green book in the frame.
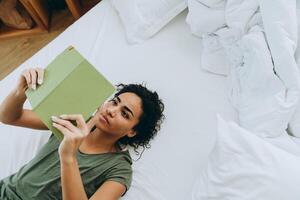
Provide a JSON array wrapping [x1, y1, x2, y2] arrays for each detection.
[[25, 46, 116, 140]]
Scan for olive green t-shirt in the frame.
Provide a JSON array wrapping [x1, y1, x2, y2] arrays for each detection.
[[0, 134, 132, 200]]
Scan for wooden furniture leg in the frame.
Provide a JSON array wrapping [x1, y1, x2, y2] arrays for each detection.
[[65, 0, 101, 20], [65, 0, 82, 20]]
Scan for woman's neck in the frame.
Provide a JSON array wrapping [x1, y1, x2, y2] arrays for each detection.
[[80, 128, 118, 154]]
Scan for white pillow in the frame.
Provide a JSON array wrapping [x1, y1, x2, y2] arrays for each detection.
[[111, 0, 187, 44], [196, 0, 225, 8], [186, 0, 225, 37], [288, 9, 300, 138], [192, 115, 300, 200]]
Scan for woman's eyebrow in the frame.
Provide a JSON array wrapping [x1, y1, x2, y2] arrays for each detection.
[[117, 96, 134, 117], [116, 96, 121, 103], [124, 106, 134, 117]]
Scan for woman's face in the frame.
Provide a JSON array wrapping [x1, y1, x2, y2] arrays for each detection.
[[93, 92, 143, 138]]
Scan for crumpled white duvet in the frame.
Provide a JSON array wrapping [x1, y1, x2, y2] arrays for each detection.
[[188, 0, 300, 139]]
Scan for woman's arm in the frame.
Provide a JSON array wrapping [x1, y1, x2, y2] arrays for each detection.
[[52, 114, 125, 200], [0, 87, 27, 124], [89, 181, 126, 200], [60, 157, 88, 200], [0, 68, 48, 130]]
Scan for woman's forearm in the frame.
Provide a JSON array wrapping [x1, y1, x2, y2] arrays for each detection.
[[0, 87, 26, 123], [60, 157, 88, 200]]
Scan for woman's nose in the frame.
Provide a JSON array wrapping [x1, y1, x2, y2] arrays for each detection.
[[106, 106, 117, 117]]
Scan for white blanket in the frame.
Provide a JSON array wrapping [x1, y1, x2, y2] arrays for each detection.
[[191, 2, 300, 198], [189, 0, 300, 141]]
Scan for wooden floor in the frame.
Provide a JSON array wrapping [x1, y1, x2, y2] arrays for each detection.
[[0, 9, 74, 81]]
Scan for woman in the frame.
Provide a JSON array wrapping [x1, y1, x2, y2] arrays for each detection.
[[0, 68, 164, 200]]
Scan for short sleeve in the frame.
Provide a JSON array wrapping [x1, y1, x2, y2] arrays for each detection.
[[104, 162, 132, 196]]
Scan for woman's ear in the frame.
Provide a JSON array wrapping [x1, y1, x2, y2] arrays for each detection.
[[126, 130, 136, 138]]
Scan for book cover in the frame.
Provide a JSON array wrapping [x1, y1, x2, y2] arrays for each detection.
[[25, 46, 115, 140]]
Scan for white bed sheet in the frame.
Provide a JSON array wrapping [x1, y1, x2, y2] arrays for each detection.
[[0, 0, 237, 199]]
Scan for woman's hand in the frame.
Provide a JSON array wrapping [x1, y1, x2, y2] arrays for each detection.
[[17, 68, 44, 92], [51, 114, 90, 162], [0, 67, 45, 125]]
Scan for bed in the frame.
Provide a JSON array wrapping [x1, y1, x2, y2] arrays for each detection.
[[3, 0, 300, 199], [0, 0, 237, 199]]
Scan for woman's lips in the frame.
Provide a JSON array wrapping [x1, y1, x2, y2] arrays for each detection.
[[100, 114, 109, 125]]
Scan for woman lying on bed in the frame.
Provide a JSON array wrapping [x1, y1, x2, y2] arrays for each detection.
[[0, 68, 164, 200]]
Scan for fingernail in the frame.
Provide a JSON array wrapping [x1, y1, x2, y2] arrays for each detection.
[[52, 123, 56, 126], [51, 116, 57, 120], [60, 114, 66, 118], [32, 84, 36, 90], [38, 79, 43, 84]]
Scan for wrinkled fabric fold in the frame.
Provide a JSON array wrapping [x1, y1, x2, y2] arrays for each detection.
[[189, 0, 300, 138]]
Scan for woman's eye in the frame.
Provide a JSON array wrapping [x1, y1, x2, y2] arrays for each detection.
[[122, 111, 129, 119], [111, 99, 117, 105]]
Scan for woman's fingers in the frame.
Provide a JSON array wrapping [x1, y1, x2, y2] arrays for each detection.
[[59, 114, 88, 132], [36, 68, 44, 85], [29, 69, 37, 90], [21, 68, 44, 90], [52, 122, 73, 137], [51, 116, 78, 133], [22, 69, 31, 87]]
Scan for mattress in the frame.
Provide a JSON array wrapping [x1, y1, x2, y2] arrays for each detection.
[[0, 0, 237, 199]]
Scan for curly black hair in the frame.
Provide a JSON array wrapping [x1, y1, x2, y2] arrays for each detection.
[[115, 83, 165, 156]]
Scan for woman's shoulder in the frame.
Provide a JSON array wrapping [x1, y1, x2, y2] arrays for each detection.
[[103, 150, 133, 190], [111, 150, 133, 167]]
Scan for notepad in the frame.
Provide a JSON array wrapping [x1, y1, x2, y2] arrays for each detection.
[[25, 46, 115, 140]]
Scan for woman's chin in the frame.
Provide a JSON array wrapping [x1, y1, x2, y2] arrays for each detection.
[[94, 124, 112, 135]]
